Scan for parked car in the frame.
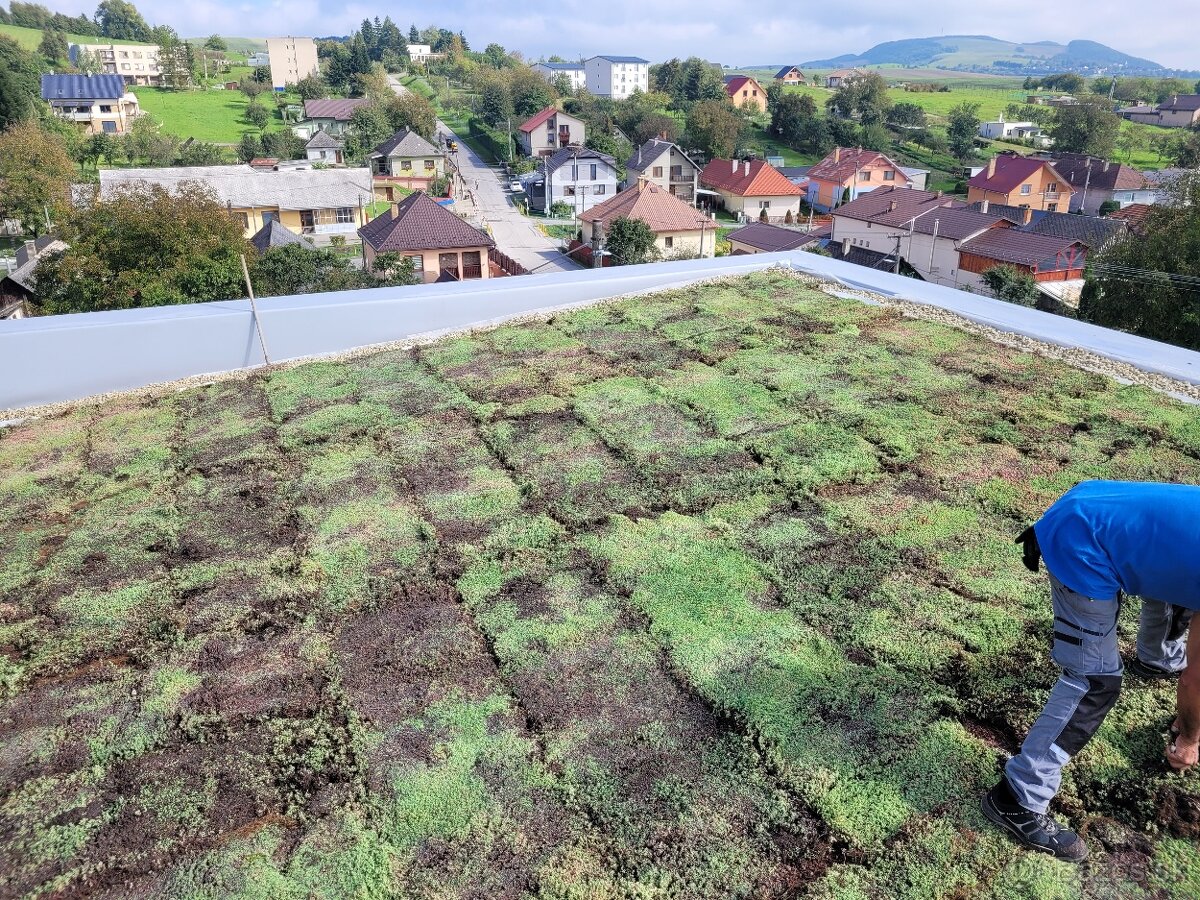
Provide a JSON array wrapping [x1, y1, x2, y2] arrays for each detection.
[[509, 179, 523, 192]]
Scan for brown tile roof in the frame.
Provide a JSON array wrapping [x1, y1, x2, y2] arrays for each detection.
[[304, 98, 369, 121], [726, 222, 817, 252], [1160, 94, 1200, 112], [700, 159, 801, 196], [959, 229, 1086, 269], [358, 192, 494, 253], [968, 155, 1065, 194], [1106, 202, 1154, 234], [807, 148, 902, 185], [1045, 153, 1148, 192], [579, 182, 713, 233], [833, 186, 1013, 239]]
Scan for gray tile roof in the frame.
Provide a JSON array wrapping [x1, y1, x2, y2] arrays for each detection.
[[305, 129, 344, 150], [726, 223, 816, 252], [41, 74, 125, 101], [3, 237, 67, 292], [544, 146, 617, 176], [303, 98, 369, 121], [591, 55, 648, 64], [1019, 211, 1127, 250], [250, 219, 316, 254], [536, 62, 584, 71], [625, 139, 698, 176], [358, 192, 493, 253], [99, 165, 374, 211], [370, 128, 440, 159]]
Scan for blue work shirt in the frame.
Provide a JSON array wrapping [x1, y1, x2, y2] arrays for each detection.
[[1034, 480, 1200, 607]]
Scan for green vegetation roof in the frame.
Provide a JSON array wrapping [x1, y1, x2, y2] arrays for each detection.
[[3, 271, 1200, 897]]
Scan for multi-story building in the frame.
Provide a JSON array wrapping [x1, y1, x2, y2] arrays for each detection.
[[966, 154, 1074, 213], [41, 74, 141, 135], [528, 146, 620, 215], [68, 42, 162, 86], [584, 55, 649, 99], [532, 62, 587, 92], [266, 36, 320, 90], [517, 106, 586, 157], [407, 44, 442, 64], [625, 139, 702, 202]]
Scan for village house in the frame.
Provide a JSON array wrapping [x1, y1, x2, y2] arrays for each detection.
[[98, 165, 374, 245], [68, 42, 163, 86], [358, 191, 495, 282], [825, 69, 865, 89], [699, 159, 803, 222], [726, 222, 817, 255], [41, 74, 140, 135], [247, 51, 270, 67], [406, 44, 442, 65], [304, 130, 345, 165], [625, 139, 702, 202], [978, 116, 1052, 148], [367, 129, 445, 199], [532, 62, 587, 91], [956, 229, 1087, 289], [773, 66, 806, 85], [249, 219, 316, 255], [966, 154, 1073, 213], [517, 106, 586, 157], [1038, 153, 1153, 215], [1120, 94, 1200, 128], [580, 180, 718, 259], [804, 147, 911, 212], [585, 56, 650, 99], [1, 236, 67, 319], [723, 75, 768, 113], [530, 146, 620, 215], [266, 36, 319, 90], [293, 98, 370, 139]]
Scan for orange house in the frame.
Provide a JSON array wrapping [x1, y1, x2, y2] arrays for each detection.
[[723, 75, 768, 113], [966, 154, 1074, 213], [805, 147, 911, 212]]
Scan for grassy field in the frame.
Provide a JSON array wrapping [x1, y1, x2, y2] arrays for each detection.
[[0, 22, 151, 51], [131, 86, 299, 144], [3, 271, 1200, 897]]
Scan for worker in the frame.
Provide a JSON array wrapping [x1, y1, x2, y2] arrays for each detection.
[[983, 480, 1200, 862]]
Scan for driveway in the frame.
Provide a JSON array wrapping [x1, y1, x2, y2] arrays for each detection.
[[388, 76, 581, 274]]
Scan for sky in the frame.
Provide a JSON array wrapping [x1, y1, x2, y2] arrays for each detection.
[[52, 0, 1200, 70]]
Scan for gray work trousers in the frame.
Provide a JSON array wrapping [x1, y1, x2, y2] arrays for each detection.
[[1005, 573, 1192, 814]]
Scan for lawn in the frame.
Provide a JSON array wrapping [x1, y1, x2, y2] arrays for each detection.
[[3, 271, 1200, 897], [0, 22, 151, 51], [130, 86, 295, 144]]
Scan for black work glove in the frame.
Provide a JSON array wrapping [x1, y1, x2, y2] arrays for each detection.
[[1015, 525, 1041, 573]]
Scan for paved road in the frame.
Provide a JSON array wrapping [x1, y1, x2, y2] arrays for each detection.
[[388, 76, 580, 274]]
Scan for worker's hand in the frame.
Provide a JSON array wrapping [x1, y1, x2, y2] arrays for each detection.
[[1167, 736, 1199, 772]]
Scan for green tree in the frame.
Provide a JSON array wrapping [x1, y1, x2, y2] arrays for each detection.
[[826, 72, 892, 126], [1115, 127, 1148, 162], [33, 181, 250, 313], [237, 132, 261, 163], [128, 114, 179, 166], [770, 92, 817, 146], [0, 35, 41, 127], [686, 99, 744, 159], [386, 91, 437, 139], [204, 34, 226, 51], [409, 24, 420, 43], [510, 66, 554, 117], [0, 119, 74, 235], [585, 130, 620, 158], [1078, 174, 1200, 349], [947, 101, 981, 158], [38, 28, 69, 64], [94, 0, 150, 41], [177, 141, 224, 165], [239, 77, 266, 99], [1049, 97, 1121, 157], [605, 216, 659, 265], [859, 122, 891, 151], [345, 103, 392, 159], [981, 265, 1040, 306], [295, 74, 329, 101], [1172, 131, 1200, 168], [251, 243, 374, 296], [482, 43, 508, 68], [886, 102, 927, 129], [478, 75, 514, 127], [261, 129, 305, 160], [371, 252, 420, 287], [245, 101, 270, 131]]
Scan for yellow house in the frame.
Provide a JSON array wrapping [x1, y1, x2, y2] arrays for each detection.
[[967, 154, 1074, 213], [368, 128, 447, 200], [98, 165, 375, 244]]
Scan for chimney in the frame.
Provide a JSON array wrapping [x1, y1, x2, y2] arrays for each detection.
[[1103, 160, 1110, 172], [841, 237, 851, 256], [986, 157, 997, 179], [731, 158, 737, 174], [980, 199, 989, 213], [1022, 207, 1033, 225], [888, 201, 896, 212], [637, 176, 647, 192], [834, 147, 841, 164], [744, 161, 750, 176]]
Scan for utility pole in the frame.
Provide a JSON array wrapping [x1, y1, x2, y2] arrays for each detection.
[[893, 233, 902, 274]]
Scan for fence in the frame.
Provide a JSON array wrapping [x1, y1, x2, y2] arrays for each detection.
[[565, 240, 612, 268], [489, 248, 530, 276]]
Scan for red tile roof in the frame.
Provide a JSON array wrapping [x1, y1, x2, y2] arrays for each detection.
[[519, 106, 558, 134], [968, 155, 1064, 194], [723, 76, 762, 99], [580, 182, 713, 233], [959, 229, 1086, 268], [358, 191, 494, 253], [1106, 202, 1154, 234], [699, 159, 801, 197], [807, 148, 902, 185], [304, 98, 370, 121]]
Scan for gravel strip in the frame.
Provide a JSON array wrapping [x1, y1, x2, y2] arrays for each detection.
[[3, 267, 1196, 427]]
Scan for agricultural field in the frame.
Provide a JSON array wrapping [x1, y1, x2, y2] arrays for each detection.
[[3, 271, 1200, 898]]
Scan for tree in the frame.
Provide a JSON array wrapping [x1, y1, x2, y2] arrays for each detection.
[[605, 217, 659, 265], [244, 101, 270, 131], [409, 24, 420, 43], [585, 130, 620, 158], [510, 66, 554, 117], [826, 72, 892, 126], [261, 129, 305, 160], [1078, 174, 1200, 349], [237, 132, 262, 163], [252, 244, 368, 296], [386, 91, 437, 139], [1049, 97, 1121, 157], [859, 123, 891, 151], [981, 265, 1040, 306], [886, 102, 927, 129], [0, 120, 74, 236], [177, 141, 225, 165], [38, 28, 68, 64], [94, 0, 150, 41], [344, 103, 392, 159], [239, 77, 266, 99], [1172, 131, 1200, 168], [765, 82, 783, 114], [33, 182, 250, 314], [947, 101, 981, 159], [770, 92, 817, 146], [482, 43, 508, 68], [1115, 128, 1148, 162], [629, 112, 677, 146], [0, 36, 41, 127], [686, 99, 743, 159], [204, 34, 226, 51], [478, 75, 513, 127], [295, 74, 329, 101], [128, 114, 179, 166]]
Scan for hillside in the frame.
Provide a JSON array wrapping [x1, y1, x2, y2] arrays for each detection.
[[802, 34, 1170, 76], [0, 22, 151, 51], [185, 35, 266, 54]]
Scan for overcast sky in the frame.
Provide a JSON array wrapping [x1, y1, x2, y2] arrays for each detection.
[[55, 0, 1199, 70]]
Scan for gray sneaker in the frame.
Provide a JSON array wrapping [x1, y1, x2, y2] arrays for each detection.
[[981, 781, 1088, 862]]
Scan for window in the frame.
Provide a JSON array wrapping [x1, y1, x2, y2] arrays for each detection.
[[1047, 203, 1058, 212], [859, 171, 871, 181], [401, 160, 412, 170], [424, 160, 435, 170], [665, 236, 674, 248], [408, 255, 424, 273], [1047, 182, 1058, 193], [335, 208, 354, 224], [594, 184, 605, 195], [670, 165, 682, 178], [99, 105, 112, 113], [652, 166, 663, 177], [590, 164, 597, 180], [233, 211, 249, 230], [564, 186, 576, 196], [742, 90, 748, 97], [759, 200, 770, 209], [883, 170, 894, 181], [1020, 184, 1032, 195], [102, 120, 117, 134]]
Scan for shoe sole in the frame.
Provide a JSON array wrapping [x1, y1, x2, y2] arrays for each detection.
[[1128, 661, 1179, 679], [981, 794, 1089, 863]]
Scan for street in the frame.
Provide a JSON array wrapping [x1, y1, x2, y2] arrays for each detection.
[[388, 76, 581, 274]]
